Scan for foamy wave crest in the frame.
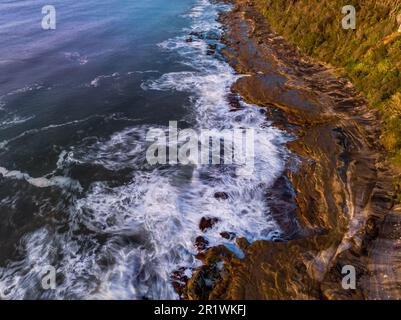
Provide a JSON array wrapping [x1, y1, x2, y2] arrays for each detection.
[[0, 83, 50, 115], [0, 114, 35, 129], [0, 166, 82, 190], [139, 0, 290, 292]]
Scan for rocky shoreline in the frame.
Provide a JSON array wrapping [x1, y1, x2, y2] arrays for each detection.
[[178, 0, 401, 300]]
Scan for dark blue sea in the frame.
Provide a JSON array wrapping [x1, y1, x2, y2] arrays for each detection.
[[0, 0, 288, 299]]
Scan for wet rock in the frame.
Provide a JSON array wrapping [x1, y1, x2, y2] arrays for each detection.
[[189, 31, 203, 39], [184, 264, 220, 300], [195, 236, 209, 251], [189, 31, 199, 36], [190, 30, 220, 41], [181, 244, 236, 299], [171, 267, 189, 297], [214, 192, 229, 200], [199, 217, 220, 232], [236, 237, 250, 251], [220, 232, 236, 240]]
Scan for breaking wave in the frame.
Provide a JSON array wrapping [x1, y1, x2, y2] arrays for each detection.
[[0, 0, 290, 300]]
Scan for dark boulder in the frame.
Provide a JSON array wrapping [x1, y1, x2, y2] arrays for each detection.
[[214, 192, 229, 200], [220, 232, 236, 240], [199, 217, 220, 232], [195, 236, 209, 251]]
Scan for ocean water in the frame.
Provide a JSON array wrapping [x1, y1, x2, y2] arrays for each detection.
[[0, 0, 289, 299]]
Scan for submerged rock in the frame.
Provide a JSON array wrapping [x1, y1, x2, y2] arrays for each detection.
[[171, 267, 189, 297], [214, 191, 229, 200], [195, 236, 209, 251], [199, 217, 220, 232]]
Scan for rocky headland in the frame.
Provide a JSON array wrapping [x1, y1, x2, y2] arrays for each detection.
[[176, 0, 401, 300]]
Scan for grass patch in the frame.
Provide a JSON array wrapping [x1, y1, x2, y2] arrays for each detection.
[[254, 0, 401, 170]]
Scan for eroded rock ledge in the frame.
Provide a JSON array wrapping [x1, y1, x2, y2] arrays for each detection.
[[180, 0, 400, 300]]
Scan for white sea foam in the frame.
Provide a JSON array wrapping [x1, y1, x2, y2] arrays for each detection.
[[90, 73, 120, 87], [64, 126, 153, 171], [127, 70, 159, 75], [0, 114, 103, 150], [64, 52, 89, 65]]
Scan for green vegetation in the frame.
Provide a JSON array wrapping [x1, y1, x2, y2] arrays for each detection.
[[254, 0, 401, 167]]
